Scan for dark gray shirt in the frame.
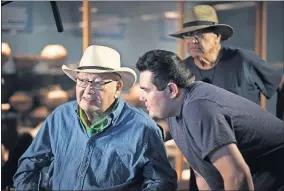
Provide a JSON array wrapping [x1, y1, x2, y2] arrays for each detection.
[[184, 46, 283, 105], [167, 81, 284, 190]]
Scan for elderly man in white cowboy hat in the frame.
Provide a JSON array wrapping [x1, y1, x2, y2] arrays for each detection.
[[170, 5, 283, 105], [13, 45, 177, 191]]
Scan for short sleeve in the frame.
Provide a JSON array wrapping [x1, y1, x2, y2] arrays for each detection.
[[184, 100, 237, 159], [243, 50, 282, 98]]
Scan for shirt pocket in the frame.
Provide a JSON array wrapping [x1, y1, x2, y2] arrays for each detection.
[[110, 150, 134, 181], [91, 150, 135, 188]]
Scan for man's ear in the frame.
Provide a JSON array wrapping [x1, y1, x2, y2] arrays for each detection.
[[117, 80, 123, 90], [215, 33, 221, 44], [115, 80, 123, 98], [167, 83, 179, 98]]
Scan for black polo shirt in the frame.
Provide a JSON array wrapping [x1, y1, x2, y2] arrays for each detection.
[[167, 81, 284, 190], [184, 46, 282, 105]]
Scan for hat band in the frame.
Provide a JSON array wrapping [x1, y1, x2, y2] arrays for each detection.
[[183, 21, 216, 28], [78, 66, 114, 70]]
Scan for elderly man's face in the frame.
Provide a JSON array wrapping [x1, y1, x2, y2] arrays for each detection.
[[183, 29, 220, 58], [76, 72, 122, 114]]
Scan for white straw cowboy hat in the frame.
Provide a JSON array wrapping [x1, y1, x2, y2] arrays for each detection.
[[170, 5, 233, 41], [62, 45, 136, 90]]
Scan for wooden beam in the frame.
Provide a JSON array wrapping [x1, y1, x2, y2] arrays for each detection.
[[255, 2, 260, 56], [82, 0, 92, 52], [177, 0, 185, 60], [260, 2, 267, 110], [176, 0, 185, 181], [260, 2, 267, 61], [255, 2, 267, 110]]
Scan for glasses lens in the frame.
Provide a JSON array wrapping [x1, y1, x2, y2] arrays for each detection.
[[76, 79, 114, 89], [93, 82, 104, 89], [77, 78, 87, 88]]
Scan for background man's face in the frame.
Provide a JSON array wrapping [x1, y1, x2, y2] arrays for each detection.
[[184, 30, 220, 58]]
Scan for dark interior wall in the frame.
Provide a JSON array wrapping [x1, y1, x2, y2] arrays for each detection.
[[2, 1, 283, 115]]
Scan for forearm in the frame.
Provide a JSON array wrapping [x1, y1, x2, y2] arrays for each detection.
[[240, 170, 254, 190], [193, 169, 211, 190], [224, 171, 254, 190], [196, 178, 211, 190]]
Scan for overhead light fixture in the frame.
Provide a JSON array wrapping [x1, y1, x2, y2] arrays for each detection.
[[213, 2, 256, 11], [1, 103, 11, 111], [141, 14, 159, 21], [164, 11, 179, 19], [2, 42, 12, 56]]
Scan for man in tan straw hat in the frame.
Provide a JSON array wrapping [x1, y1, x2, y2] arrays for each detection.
[[170, 5, 283, 106], [13, 45, 177, 190]]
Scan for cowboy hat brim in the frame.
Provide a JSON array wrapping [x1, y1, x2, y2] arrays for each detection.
[[169, 24, 234, 41], [62, 65, 136, 90]]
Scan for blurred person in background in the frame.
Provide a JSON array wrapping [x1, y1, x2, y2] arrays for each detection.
[[2, 133, 33, 190], [13, 45, 177, 191], [170, 5, 283, 107], [136, 50, 284, 190], [1, 144, 9, 167]]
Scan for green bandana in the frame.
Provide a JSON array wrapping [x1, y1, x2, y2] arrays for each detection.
[[79, 99, 119, 137]]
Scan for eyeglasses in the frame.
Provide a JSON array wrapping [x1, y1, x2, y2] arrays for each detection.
[[183, 29, 213, 40], [76, 77, 117, 90], [183, 31, 203, 39]]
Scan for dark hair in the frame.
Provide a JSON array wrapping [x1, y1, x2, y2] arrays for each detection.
[[136, 50, 195, 91]]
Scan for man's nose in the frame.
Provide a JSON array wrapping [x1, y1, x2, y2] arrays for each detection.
[[185, 36, 199, 44], [139, 95, 145, 102], [191, 37, 199, 44], [189, 37, 199, 44], [85, 83, 96, 94]]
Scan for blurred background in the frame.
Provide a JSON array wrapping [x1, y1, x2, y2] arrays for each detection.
[[1, 1, 284, 190]]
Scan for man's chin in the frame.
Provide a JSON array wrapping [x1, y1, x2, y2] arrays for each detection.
[[88, 106, 101, 112], [149, 112, 163, 119], [81, 105, 101, 113], [148, 112, 155, 118], [190, 52, 201, 58]]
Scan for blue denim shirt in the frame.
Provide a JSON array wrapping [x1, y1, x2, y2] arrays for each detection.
[[13, 98, 177, 190]]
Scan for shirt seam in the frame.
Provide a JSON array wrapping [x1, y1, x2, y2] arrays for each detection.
[[202, 140, 237, 159], [184, 98, 235, 127]]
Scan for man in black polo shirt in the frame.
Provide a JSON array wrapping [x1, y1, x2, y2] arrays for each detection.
[[136, 49, 284, 190], [169, 5, 283, 106]]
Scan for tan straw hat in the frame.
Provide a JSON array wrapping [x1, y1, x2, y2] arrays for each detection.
[[62, 45, 136, 90], [170, 5, 233, 41]]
